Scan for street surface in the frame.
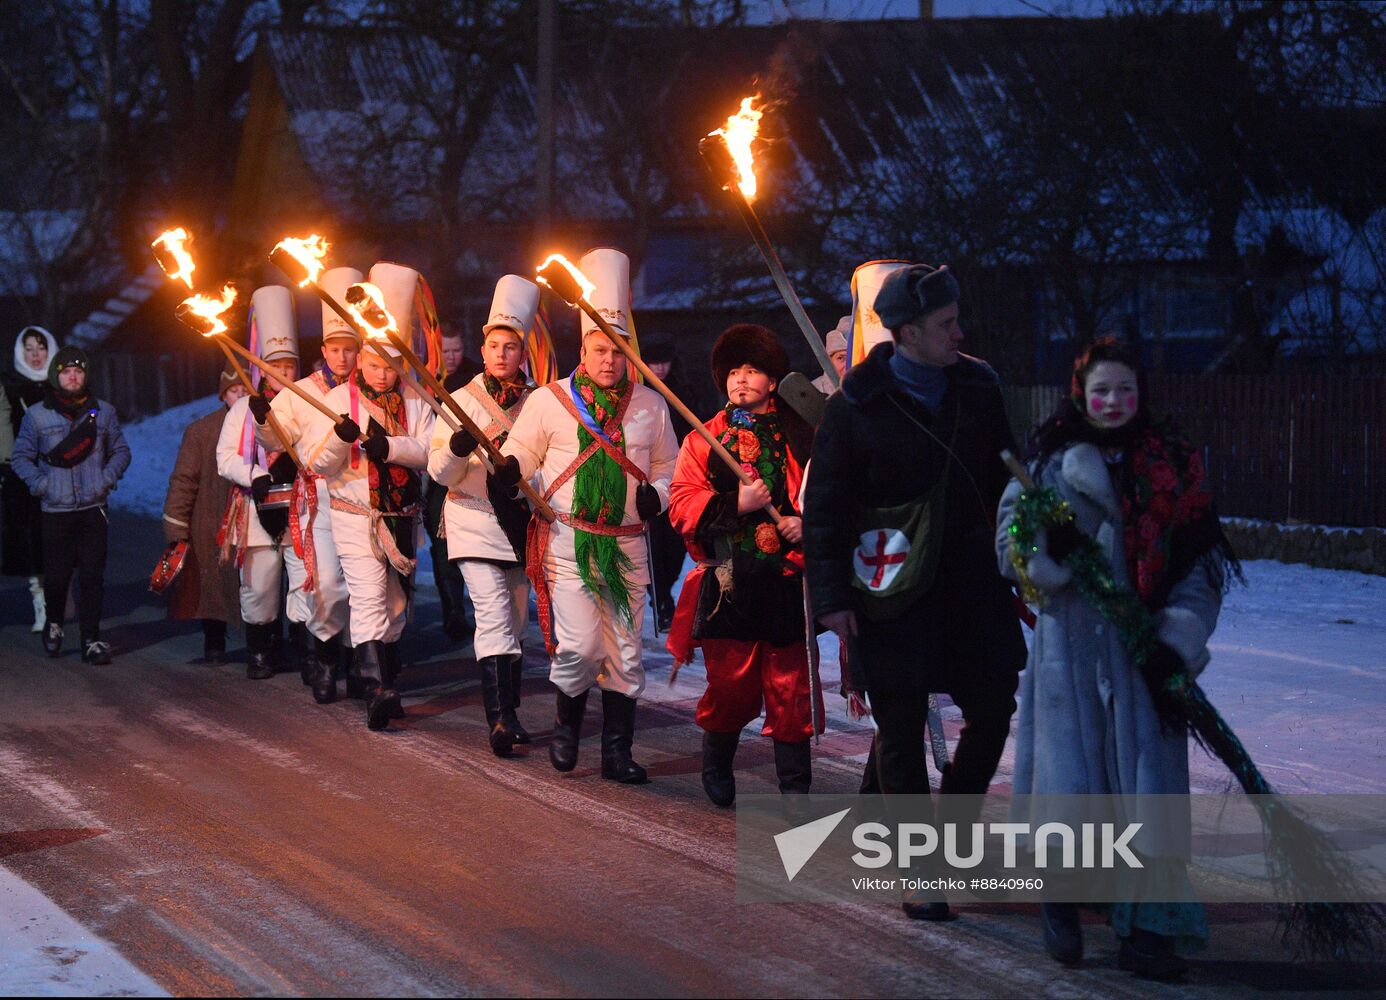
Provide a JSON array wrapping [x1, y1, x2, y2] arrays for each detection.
[[1, 511, 1382, 997]]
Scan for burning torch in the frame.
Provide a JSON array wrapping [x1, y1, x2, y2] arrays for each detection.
[[270, 236, 555, 522], [151, 228, 307, 463], [699, 97, 839, 388]]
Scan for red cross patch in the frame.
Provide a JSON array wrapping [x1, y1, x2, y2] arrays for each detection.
[[853, 528, 909, 591]]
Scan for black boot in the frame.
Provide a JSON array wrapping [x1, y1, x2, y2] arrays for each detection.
[[288, 621, 308, 673], [309, 635, 339, 704], [600, 690, 648, 784], [201, 620, 226, 664], [479, 655, 516, 757], [246, 622, 276, 679], [356, 641, 399, 731], [1117, 928, 1187, 981], [1040, 903, 1083, 965], [382, 642, 406, 718], [342, 641, 364, 699], [701, 730, 739, 807], [773, 739, 812, 794], [549, 689, 589, 772], [503, 654, 530, 744]]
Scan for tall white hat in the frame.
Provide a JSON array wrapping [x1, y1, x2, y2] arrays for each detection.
[[578, 248, 631, 338], [364, 261, 421, 358], [483, 274, 540, 340], [254, 286, 298, 361], [321, 267, 364, 343], [850, 260, 911, 361]]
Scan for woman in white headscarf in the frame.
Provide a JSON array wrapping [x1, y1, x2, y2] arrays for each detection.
[[2, 326, 59, 630]]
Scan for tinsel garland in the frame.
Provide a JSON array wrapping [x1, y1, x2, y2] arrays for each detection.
[[1008, 481, 1385, 960]]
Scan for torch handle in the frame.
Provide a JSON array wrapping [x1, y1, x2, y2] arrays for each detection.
[[578, 300, 784, 526], [216, 335, 363, 440], [1000, 449, 1037, 491], [381, 328, 557, 523], [363, 341, 460, 432], [729, 189, 840, 389], [214, 340, 303, 468]]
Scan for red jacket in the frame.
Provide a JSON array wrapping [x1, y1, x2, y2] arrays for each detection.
[[665, 408, 805, 663]]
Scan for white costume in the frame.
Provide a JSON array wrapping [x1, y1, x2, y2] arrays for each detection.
[[307, 264, 436, 648], [502, 269, 678, 698], [215, 288, 309, 630], [251, 267, 361, 646], [426, 275, 540, 662]]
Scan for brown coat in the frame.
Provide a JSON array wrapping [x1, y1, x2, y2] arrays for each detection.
[[162, 406, 241, 624]]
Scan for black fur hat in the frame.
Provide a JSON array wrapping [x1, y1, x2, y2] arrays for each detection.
[[711, 323, 790, 389]]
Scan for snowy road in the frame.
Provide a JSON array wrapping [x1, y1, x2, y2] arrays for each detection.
[[1, 509, 1383, 996]]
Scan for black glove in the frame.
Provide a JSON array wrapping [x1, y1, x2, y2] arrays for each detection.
[[635, 482, 661, 521], [492, 455, 522, 487], [362, 432, 390, 463], [334, 415, 360, 443], [248, 393, 272, 424], [449, 427, 479, 458], [268, 451, 297, 484], [1046, 521, 1086, 562], [251, 474, 272, 505]]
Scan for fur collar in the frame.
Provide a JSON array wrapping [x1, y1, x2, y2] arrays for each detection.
[[840, 341, 999, 406], [1060, 442, 1121, 520]]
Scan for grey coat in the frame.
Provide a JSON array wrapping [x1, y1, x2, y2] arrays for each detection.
[[996, 442, 1223, 806]]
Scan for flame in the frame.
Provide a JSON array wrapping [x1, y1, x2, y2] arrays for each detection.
[[178, 284, 239, 337], [708, 95, 763, 201], [152, 227, 196, 288], [536, 253, 596, 302], [344, 281, 397, 339], [272, 234, 330, 286]]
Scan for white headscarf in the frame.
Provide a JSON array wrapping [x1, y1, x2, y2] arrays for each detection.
[[13, 326, 58, 383]]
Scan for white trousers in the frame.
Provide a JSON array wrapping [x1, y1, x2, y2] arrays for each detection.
[[239, 543, 308, 626], [330, 510, 411, 646], [548, 578, 646, 698], [459, 561, 529, 660], [302, 506, 351, 643]]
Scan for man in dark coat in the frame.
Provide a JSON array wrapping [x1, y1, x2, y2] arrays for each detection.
[[161, 367, 245, 661], [803, 262, 1026, 920]]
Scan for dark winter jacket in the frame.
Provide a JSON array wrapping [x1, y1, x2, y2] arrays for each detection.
[[11, 395, 130, 513], [803, 341, 1025, 693]]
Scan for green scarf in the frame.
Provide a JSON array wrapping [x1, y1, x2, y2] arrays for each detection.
[[570, 365, 636, 622]]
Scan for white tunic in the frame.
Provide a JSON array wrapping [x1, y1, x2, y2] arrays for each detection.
[[216, 396, 281, 549], [501, 377, 678, 585], [426, 373, 531, 563], [306, 383, 435, 507]]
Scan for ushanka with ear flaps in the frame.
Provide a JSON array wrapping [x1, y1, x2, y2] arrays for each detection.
[[873, 263, 960, 331]]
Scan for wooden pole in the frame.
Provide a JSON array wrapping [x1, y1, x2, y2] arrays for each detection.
[[700, 135, 839, 388], [213, 336, 303, 466], [574, 296, 784, 526], [215, 334, 363, 441]]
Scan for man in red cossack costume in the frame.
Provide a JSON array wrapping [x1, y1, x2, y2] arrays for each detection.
[[667, 324, 823, 807]]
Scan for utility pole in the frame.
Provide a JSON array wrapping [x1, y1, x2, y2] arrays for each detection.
[[535, 0, 556, 254]]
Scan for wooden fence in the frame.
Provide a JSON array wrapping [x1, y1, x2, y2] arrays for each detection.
[[88, 350, 226, 422], [1002, 375, 1386, 528]]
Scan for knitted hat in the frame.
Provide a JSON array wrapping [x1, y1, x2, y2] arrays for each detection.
[[217, 365, 240, 399], [873, 263, 960, 331], [711, 324, 790, 389], [48, 345, 89, 389]]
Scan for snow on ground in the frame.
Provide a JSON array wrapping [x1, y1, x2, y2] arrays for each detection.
[[109, 394, 223, 518], [115, 400, 1386, 796]]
